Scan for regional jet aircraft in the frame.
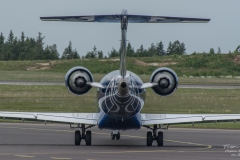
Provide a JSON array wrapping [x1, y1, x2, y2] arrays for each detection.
[[1, 10, 240, 146]]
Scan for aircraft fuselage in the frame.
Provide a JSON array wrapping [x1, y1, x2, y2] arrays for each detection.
[[97, 70, 145, 130]]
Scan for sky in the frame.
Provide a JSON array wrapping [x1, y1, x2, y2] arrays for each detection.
[[1, 0, 240, 56]]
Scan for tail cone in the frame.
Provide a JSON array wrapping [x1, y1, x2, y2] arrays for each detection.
[[118, 81, 129, 96]]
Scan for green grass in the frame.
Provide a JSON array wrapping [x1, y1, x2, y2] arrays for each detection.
[[0, 71, 106, 82], [0, 71, 240, 84], [0, 85, 240, 114], [1, 85, 240, 129], [0, 85, 97, 112], [143, 88, 240, 114], [0, 54, 240, 77]]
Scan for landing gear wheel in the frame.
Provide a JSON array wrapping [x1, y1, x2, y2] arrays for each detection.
[[157, 131, 163, 146], [85, 130, 92, 146], [111, 132, 116, 140], [147, 131, 153, 146], [116, 132, 120, 140], [75, 130, 81, 146]]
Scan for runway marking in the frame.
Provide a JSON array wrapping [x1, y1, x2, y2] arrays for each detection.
[[164, 139, 212, 149], [14, 155, 35, 158], [93, 150, 224, 154], [51, 157, 72, 160], [0, 125, 212, 148], [0, 125, 213, 154], [0, 150, 224, 156], [92, 131, 212, 150]]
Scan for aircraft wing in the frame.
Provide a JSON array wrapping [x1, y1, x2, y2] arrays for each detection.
[[0, 112, 98, 125], [40, 15, 210, 23], [141, 114, 240, 125]]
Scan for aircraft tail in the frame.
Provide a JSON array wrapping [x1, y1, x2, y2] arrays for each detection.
[[40, 12, 210, 79]]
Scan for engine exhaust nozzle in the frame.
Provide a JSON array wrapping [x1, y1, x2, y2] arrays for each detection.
[[118, 81, 129, 96]]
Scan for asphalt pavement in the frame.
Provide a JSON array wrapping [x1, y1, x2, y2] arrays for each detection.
[[0, 123, 239, 160]]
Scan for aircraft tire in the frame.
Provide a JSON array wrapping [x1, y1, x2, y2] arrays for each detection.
[[147, 131, 153, 146], [111, 132, 116, 140], [157, 131, 163, 146], [75, 130, 81, 146], [116, 132, 120, 140], [85, 130, 92, 146]]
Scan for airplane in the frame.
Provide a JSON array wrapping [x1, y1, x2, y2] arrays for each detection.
[[1, 9, 240, 147]]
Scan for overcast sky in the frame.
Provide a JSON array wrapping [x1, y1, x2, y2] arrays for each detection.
[[1, 0, 240, 56]]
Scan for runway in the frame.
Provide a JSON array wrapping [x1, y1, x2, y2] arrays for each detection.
[[0, 81, 239, 89], [0, 123, 239, 160]]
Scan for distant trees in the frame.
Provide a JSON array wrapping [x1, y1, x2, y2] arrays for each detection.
[[84, 46, 103, 58], [61, 41, 79, 59], [0, 31, 60, 60], [5, 30, 240, 60], [157, 41, 165, 56], [166, 40, 186, 55], [108, 48, 119, 58], [209, 48, 215, 54], [126, 42, 135, 57], [135, 45, 147, 57], [85, 40, 186, 58], [234, 45, 240, 54], [148, 43, 157, 57], [44, 44, 59, 60], [217, 47, 221, 54]]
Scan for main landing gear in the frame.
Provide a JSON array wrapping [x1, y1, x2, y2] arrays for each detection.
[[111, 130, 120, 140], [144, 124, 165, 147], [72, 124, 95, 146]]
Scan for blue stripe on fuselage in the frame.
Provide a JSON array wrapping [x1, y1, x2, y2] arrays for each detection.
[[98, 112, 141, 130]]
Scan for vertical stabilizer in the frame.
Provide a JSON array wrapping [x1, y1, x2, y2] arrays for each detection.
[[119, 10, 128, 78]]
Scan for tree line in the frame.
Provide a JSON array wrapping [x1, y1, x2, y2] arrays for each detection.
[[1, 30, 240, 60], [85, 40, 186, 58], [0, 30, 187, 60], [0, 31, 82, 60], [0, 31, 60, 60]]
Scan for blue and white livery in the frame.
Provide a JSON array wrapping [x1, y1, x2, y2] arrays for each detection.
[[1, 10, 240, 147]]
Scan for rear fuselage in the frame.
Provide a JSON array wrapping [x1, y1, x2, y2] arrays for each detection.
[[97, 70, 146, 130]]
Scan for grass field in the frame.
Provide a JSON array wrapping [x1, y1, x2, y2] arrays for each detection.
[[0, 85, 240, 114], [0, 54, 240, 77], [1, 85, 240, 114], [0, 56, 240, 129], [1, 71, 240, 84], [1, 85, 240, 129]]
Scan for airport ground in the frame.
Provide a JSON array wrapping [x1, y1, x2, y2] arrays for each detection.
[[0, 80, 240, 129], [1, 71, 240, 84], [0, 73, 240, 159], [0, 123, 239, 160]]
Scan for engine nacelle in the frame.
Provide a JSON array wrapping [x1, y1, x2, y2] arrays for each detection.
[[150, 68, 178, 96], [65, 66, 94, 95]]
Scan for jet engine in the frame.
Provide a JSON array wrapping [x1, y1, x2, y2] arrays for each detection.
[[150, 68, 178, 96], [65, 66, 94, 95]]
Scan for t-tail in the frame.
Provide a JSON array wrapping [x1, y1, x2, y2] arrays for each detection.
[[40, 9, 210, 79]]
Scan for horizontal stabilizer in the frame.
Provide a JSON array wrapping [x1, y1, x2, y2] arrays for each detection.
[[128, 15, 210, 23], [40, 15, 122, 23], [40, 15, 210, 23]]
